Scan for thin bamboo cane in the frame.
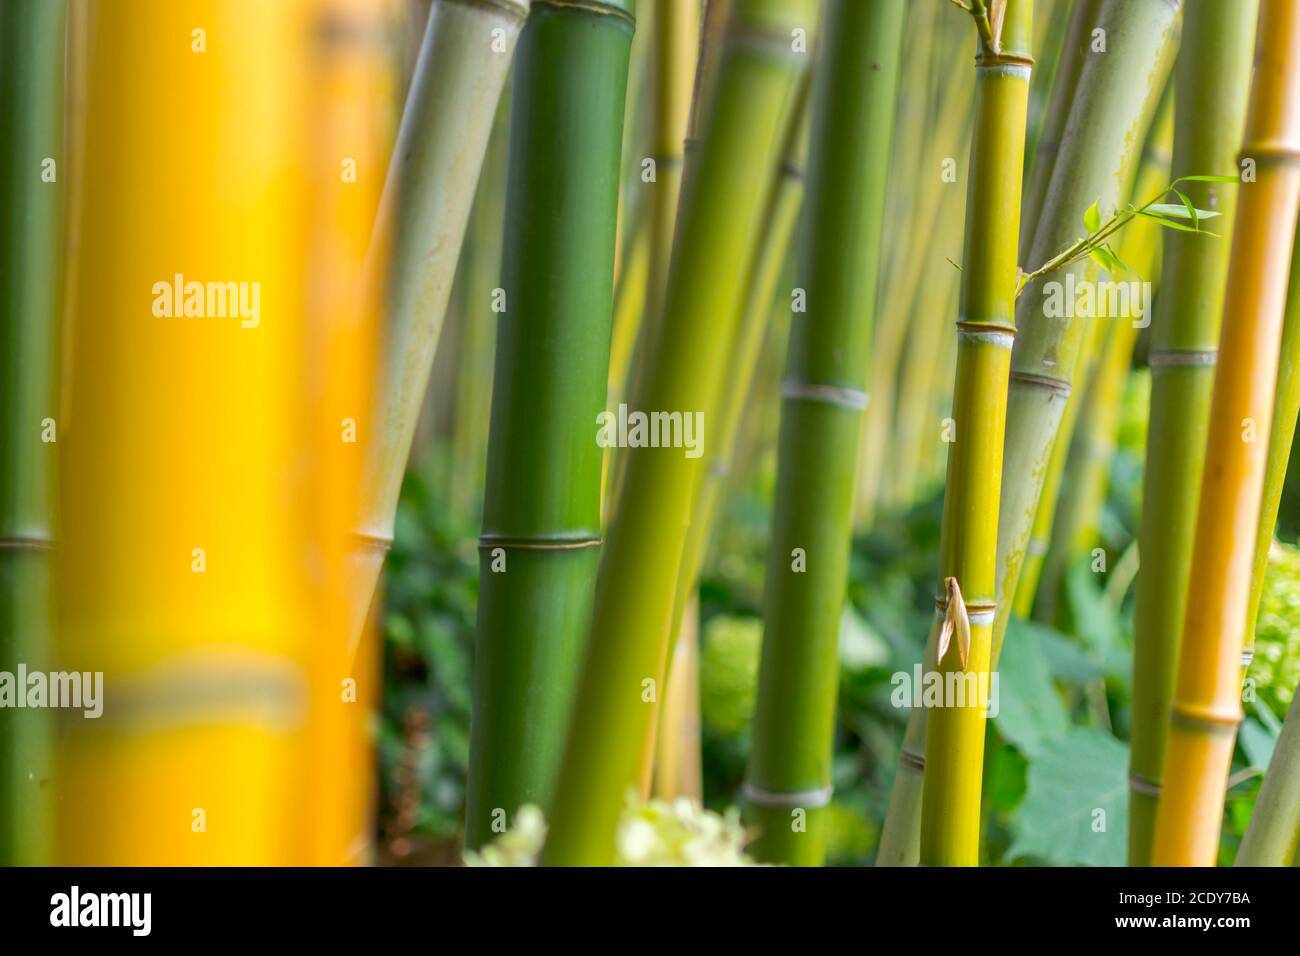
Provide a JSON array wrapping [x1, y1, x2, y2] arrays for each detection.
[[919, 0, 1033, 869], [652, 593, 702, 801], [545, 0, 816, 866], [988, 0, 1179, 672], [621, 0, 699, 396], [741, 0, 903, 867], [857, 54, 974, 527], [1242, 212, 1300, 677], [0, 0, 66, 867], [1128, 0, 1258, 866], [1236, 688, 1300, 865], [1018, 0, 1099, 253], [889, 148, 970, 511], [355, 0, 528, 652], [464, 0, 635, 850], [1151, 0, 1300, 867]]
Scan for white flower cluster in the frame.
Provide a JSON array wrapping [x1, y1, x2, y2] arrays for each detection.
[[465, 796, 757, 867]]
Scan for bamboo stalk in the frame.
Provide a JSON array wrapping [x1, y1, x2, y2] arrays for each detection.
[[879, 0, 1179, 866], [1128, 0, 1258, 866], [464, 0, 635, 850], [1031, 96, 1173, 622], [988, 0, 1179, 671], [1018, 0, 1099, 252], [0, 0, 66, 867], [857, 50, 974, 526], [355, 0, 528, 651], [919, 0, 1033, 869], [1236, 689, 1300, 866], [652, 593, 702, 801], [58, 0, 354, 864], [1242, 215, 1300, 677], [1151, 0, 1300, 867], [742, 0, 903, 867], [620, 0, 699, 399], [639, 76, 811, 797], [542, 0, 816, 866]]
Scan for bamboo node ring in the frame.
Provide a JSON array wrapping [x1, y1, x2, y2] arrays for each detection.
[[1148, 348, 1217, 368], [531, 0, 634, 30], [741, 781, 833, 809], [1009, 370, 1071, 396], [1128, 772, 1162, 797], [1170, 705, 1242, 736], [478, 533, 602, 551], [780, 381, 869, 410], [0, 535, 56, 552], [898, 748, 927, 773]]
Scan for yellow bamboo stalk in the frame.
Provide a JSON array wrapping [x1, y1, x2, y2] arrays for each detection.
[[57, 0, 376, 865], [1151, 0, 1300, 866]]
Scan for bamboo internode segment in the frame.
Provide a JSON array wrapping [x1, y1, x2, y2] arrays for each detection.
[[1151, 0, 1300, 867], [57, 0, 384, 865], [465, 0, 633, 850], [542, 0, 816, 866], [919, 0, 1032, 869], [357, 0, 527, 628], [1126, 0, 1253, 862], [0, 0, 65, 867], [740, 0, 903, 868], [988, 0, 1179, 674]]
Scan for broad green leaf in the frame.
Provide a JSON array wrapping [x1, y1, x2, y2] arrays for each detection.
[[993, 616, 1070, 757], [1007, 728, 1129, 866], [1083, 198, 1101, 234], [1010, 616, 1104, 684], [1239, 717, 1276, 771]]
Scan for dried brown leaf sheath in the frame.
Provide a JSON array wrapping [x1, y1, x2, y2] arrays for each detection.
[[937, 577, 970, 670]]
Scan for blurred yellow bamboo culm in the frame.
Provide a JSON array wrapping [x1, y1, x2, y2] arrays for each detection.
[[56, 0, 395, 865]]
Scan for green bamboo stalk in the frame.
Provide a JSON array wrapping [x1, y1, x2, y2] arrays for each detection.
[[464, 0, 634, 850], [542, 0, 815, 866], [1127, 0, 1257, 867], [1236, 689, 1300, 866], [665, 73, 810, 676], [0, 0, 65, 867], [1242, 212, 1300, 678], [741, 0, 903, 867], [988, 0, 1179, 671], [919, 0, 1033, 868], [357, 0, 528, 646]]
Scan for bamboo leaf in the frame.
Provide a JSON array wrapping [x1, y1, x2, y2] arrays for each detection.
[[1133, 209, 1214, 234], [1082, 199, 1101, 234], [1171, 173, 1240, 184], [1146, 200, 1221, 223]]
